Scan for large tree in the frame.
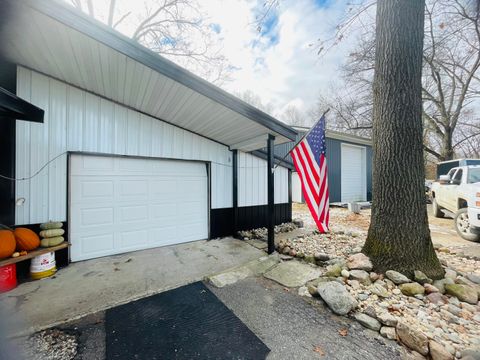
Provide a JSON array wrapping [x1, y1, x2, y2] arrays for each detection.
[[362, 0, 444, 278]]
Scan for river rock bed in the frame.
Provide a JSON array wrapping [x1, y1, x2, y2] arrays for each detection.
[[244, 217, 480, 359]]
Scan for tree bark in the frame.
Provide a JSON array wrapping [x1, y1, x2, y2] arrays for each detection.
[[362, 0, 444, 279]]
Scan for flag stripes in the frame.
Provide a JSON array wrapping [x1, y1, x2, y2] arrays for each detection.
[[291, 116, 329, 233]]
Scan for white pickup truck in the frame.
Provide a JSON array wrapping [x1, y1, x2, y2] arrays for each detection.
[[431, 165, 480, 242]]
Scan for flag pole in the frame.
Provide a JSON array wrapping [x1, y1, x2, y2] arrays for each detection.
[[273, 108, 330, 172]]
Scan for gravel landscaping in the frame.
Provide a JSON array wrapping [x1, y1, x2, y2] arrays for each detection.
[[241, 205, 480, 360], [14, 329, 78, 360]]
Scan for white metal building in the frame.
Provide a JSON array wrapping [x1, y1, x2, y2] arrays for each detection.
[[0, 0, 296, 261]]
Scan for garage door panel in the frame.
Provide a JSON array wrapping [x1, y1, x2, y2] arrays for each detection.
[[77, 233, 115, 256], [119, 205, 149, 223], [71, 179, 115, 203], [151, 204, 177, 221], [150, 180, 179, 200], [70, 154, 208, 261], [119, 180, 149, 198], [149, 226, 177, 245], [341, 144, 366, 203], [120, 229, 149, 249], [70, 156, 115, 175], [80, 207, 115, 227]]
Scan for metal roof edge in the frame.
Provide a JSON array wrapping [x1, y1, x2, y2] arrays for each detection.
[[17, 0, 297, 141], [293, 126, 371, 146]]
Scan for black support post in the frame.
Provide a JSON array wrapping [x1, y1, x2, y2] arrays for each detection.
[[232, 150, 238, 235], [267, 134, 275, 254]]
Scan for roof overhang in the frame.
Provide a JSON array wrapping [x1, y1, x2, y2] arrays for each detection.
[[0, 86, 44, 122], [1, 0, 296, 150], [293, 126, 372, 146]]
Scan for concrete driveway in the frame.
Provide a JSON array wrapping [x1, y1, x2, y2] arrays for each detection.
[[0, 237, 264, 337]]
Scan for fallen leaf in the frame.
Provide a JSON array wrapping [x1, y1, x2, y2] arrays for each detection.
[[313, 345, 325, 356], [338, 328, 348, 336]]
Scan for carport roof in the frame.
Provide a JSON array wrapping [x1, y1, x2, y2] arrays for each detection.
[[1, 0, 297, 149]]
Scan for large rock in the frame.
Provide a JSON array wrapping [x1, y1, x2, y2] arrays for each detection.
[[314, 252, 330, 262], [429, 341, 454, 360], [424, 283, 439, 294], [414, 270, 433, 285], [433, 278, 455, 294], [263, 261, 322, 287], [444, 268, 457, 280], [354, 313, 381, 331], [399, 283, 425, 296], [349, 270, 372, 285], [317, 281, 358, 315], [347, 253, 373, 271], [386, 270, 410, 285], [370, 283, 390, 298], [377, 312, 398, 327], [426, 292, 447, 305], [461, 348, 480, 360], [325, 264, 343, 277], [380, 326, 397, 340], [444, 284, 478, 305], [396, 321, 429, 355], [466, 273, 480, 284]]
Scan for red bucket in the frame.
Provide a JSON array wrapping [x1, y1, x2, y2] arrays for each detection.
[[0, 264, 17, 293]]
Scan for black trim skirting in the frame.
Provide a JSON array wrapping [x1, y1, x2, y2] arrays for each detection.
[[210, 203, 292, 238]]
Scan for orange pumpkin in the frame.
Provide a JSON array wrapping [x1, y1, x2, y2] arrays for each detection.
[[0, 230, 16, 259], [14, 228, 40, 251]]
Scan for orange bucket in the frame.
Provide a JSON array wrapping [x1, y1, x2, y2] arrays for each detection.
[[0, 264, 17, 293]]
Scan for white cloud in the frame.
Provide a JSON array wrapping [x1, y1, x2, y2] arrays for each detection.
[[200, 0, 357, 120]]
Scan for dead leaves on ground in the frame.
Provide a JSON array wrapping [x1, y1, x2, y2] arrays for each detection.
[[313, 345, 325, 356], [338, 328, 348, 336]]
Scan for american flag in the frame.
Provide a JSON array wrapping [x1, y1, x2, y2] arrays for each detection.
[[290, 116, 329, 232]]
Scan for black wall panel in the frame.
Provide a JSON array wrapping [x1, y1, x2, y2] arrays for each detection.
[[211, 203, 292, 238], [0, 59, 17, 226]]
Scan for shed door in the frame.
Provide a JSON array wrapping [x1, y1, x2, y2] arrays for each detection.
[[69, 155, 208, 261], [341, 144, 366, 203]]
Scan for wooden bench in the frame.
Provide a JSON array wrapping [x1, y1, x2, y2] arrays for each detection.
[[0, 242, 69, 267]]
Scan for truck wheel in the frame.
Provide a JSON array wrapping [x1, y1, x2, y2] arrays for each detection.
[[454, 208, 480, 242], [432, 198, 444, 218]]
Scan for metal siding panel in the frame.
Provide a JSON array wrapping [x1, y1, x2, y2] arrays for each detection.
[[15, 67, 32, 225], [114, 104, 127, 154], [83, 93, 99, 152], [99, 99, 115, 154], [139, 114, 153, 156], [151, 119, 164, 157], [274, 167, 288, 204], [29, 72, 50, 223], [126, 109, 140, 155], [67, 86, 84, 151], [48, 79, 68, 221]]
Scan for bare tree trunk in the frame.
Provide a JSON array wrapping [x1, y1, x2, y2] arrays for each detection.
[[441, 127, 454, 161], [362, 0, 444, 279]]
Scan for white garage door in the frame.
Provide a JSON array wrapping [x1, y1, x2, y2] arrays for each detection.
[[341, 144, 366, 203], [69, 155, 208, 261]]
